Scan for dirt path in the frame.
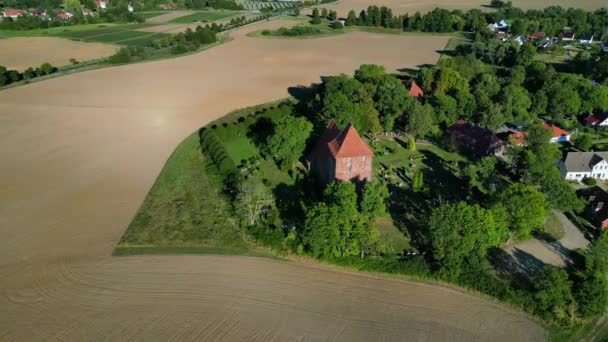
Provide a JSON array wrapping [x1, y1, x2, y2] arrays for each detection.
[[146, 10, 196, 23], [0, 19, 545, 341]]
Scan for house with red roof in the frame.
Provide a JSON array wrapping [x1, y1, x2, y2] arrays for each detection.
[[408, 81, 424, 99], [2, 9, 26, 19], [528, 31, 545, 39], [446, 120, 505, 157], [585, 112, 608, 127], [542, 122, 571, 143], [307, 120, 374, 185], [57, 12, 73, 19], [577, 187, 608, 230]]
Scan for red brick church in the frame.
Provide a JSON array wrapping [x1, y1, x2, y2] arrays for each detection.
[[307, 120, 374, 185]]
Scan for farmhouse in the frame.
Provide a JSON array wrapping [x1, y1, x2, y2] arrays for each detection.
[[514, 35, 528, 46], [408, 81, 424, 98], [585, 112, 608, 126], [543, 122, 570, 143], [2, 9, 26, 19], [563, 32, 576, 41], [307, 120, 374, 185], [559, 152, 608, 181], [446, 120, 505, 157], [579, 35, 594, 44], [577, 186, 608, 230]]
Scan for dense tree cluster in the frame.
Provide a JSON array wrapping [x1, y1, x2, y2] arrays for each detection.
[[0, 63, 57, 87]]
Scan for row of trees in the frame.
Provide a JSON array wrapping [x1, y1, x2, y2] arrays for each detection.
[[336, 4, 608, 37], [0, 63, 57, 87]]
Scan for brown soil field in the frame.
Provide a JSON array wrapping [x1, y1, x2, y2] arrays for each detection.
[[320, 0, 607, 16], [0, 37, 118, 71], [146, 10, 196, 23], [0, 19, 546, 341]]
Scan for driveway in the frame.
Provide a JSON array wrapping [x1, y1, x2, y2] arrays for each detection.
[[502, 210, 590, 275]]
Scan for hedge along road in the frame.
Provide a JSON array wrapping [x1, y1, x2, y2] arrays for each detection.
[[0, 18, 546, 341]]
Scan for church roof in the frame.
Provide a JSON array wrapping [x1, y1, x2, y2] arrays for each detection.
[[408, 81, 424, 98], [308, 121, 373, 162]]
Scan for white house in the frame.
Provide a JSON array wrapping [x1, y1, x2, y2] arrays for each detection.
[[579, 35, 594, 44], [487, 20, 508, 32], [560, 152, 608, 181], [514, 35, 528, 46]]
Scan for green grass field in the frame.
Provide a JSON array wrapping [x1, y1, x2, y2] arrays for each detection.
[[140, 11, 170, 19], [55, 25, 169, 46], [115, 133, 269, 256], [169, 10, 241, 23]]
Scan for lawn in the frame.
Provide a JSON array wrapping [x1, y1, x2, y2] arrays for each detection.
[[375, 217, 412, 253], [543, 211, 565, 240], [169, 10, 241, 23], [115, 132, 268, 256], [139, 11, 170, 19], [85, 30, 152, 43]]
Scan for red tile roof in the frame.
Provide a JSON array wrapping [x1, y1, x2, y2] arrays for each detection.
[[308, 120, 373, 163], [528, 31, 545, 39], [3, 10, 25, 16], [57, 12, 71, 18], [447, 120, 505, 156], [408, 81, 424, 98], [563, 32, 575, 39], [327, 123, 374, 158], [542, 122, 570, 138]]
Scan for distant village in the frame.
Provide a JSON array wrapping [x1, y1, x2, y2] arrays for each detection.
[[0, 0, 116, 21], [487, 18, 608, 53]]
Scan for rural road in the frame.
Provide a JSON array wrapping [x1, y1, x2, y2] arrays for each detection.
[[0, 18, 547, 341]]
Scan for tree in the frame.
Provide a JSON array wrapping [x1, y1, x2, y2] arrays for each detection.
[[265, 116, 313, 169], [540, 168, 584, 212], [585, 86, 608, 112], [521, 124, 561, 183], [346, 10, 357, 26], [317, 75, 381, 134], [234, 180, 273, 226], [328, 10, 337, 21], [321, 8, 328, 18], [574, 272, 608, 318], [23, 67, 35, 79], [575, 134, 593, 151], [64, 0, 82, 12], [40, 62, 54, 75], [373, 75, 415, 131], [311, 8, 321, 24], [499, 85, 531, 122], [304, 181, 375, 258], [360, 180, 389, 220], [493, 184, 548, 240], [516, 43, 536, 66], [463, 157, 496, 192], [533, 265, 573, 321], [479, 103, 505, 131], [405, 102, 433, 138], [412, 170, 423, 191], [427, 202, 508, 280]]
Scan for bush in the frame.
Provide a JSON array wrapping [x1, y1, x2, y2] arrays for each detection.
[[272, 26, 322, 37], [583, 177, 597, 186]]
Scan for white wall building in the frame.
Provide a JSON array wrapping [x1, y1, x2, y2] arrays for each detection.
[[560, 152, 608, 181]]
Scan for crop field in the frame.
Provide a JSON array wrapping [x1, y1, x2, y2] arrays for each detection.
[[139, 11, 170, 19], [236, 0, 295, 11], [168, 10, 241, 23], [0, 36, 118, 70], [0, 19, 546, 341], [57, 26, 170, 46]]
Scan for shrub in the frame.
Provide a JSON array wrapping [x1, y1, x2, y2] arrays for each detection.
[[583, 177, 597, 186]]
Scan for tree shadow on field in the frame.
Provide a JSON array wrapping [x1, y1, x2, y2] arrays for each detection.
[[288, 85, 316, 103]]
